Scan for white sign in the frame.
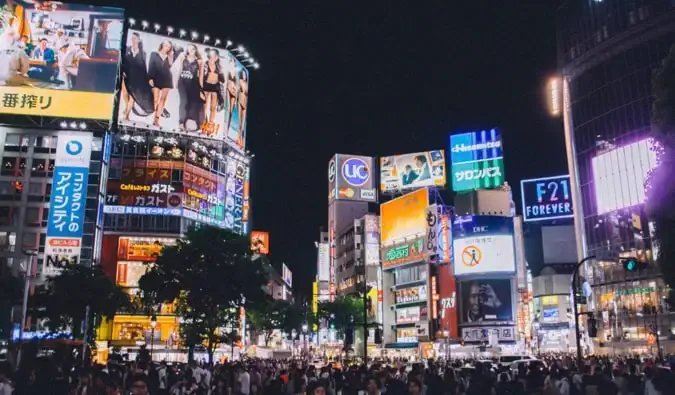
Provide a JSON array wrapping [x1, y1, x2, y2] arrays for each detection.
[[55, 132, 93, 167], [452, 235, 516, 276], [425, 204, 440, 256], [317, 243, 330, 282], [461, 326, 516, 342]]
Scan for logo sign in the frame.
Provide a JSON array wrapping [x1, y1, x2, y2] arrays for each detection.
[[449, 129, 505, 192], [333, 154, 377, 202], [382, 238, 425, 269], [251, 231, 270, 255], [521, 175, 574, 222], [461, 326, 516, 342], [342, 157, 369, 186], [44, 132, 93, 276]]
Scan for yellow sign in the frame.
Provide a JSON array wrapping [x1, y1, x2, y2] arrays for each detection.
[[541, 295, 559, 306], [0, 87, 115, 120], [380, 188, 429, 244]]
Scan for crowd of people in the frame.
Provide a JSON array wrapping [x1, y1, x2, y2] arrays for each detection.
[[0, 353, 673, 395]]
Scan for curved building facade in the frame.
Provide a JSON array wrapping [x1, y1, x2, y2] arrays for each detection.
[[557, 0, 675, 352]]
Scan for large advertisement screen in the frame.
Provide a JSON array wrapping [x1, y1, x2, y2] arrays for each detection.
[[364, 214, 380, 265], [520, 175, 573, 222], [0, 1, 124, 119], [250, 231, 269, 255], [332, 154, 377, 202], [592, 138, 656, 214], [452, 215, 515, 276], [449, 129, 504, 192], [43, 131, 92, 276], [119, 29, 248, 152], [459, 278, 513, 323], [117, 236, 175, 262], [438, 263, 458, 338], [380, 150, 446, 193], [380, 187, 428, 244], [317, 242, 329, 282]]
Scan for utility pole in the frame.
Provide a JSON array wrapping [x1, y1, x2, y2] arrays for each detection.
[[363, 287, 368, 366], [572, 255, 595, 367]]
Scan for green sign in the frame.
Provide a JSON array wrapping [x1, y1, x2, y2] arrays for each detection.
[[451, 157, 505, 192], [383, 239, 424, 269]]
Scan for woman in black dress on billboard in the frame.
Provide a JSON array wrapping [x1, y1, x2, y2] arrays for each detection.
[[202, 48, 225, 135], [236, 68, 248, 146], [225, 54, 238, 134], [176, 44, 204, 132], [121, 32, 154, 120], [148, 40, 174, 127]]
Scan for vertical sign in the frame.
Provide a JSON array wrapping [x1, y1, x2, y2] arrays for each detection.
[[329, 221, 336, 301], [44, 132, 93, 276], [431, 276, 439, 319], [425, 204, 440, 257], [312, 281, 319, 331], [364, 214, 380, 265]]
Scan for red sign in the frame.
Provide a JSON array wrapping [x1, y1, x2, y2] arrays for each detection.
[[438, 263, 458, 338]]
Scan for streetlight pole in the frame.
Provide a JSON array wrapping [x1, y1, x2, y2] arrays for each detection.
[[17, 249, 38, 369], [150, 315, 157, 362], [572, 255, 595, 367]]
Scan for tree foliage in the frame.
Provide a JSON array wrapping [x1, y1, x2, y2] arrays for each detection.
[[247, 298, 303, 346], [648, 44, 675, 303], [137, 226, 268, 363], [0, 267, 23, 339], [33, 264, 132, 339], [318, 294, 364, 330]]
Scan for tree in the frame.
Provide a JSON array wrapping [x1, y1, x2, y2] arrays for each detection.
[[647, 44, 675, 303], [138, 226, 268, 363], [0, 267, 22, 339], [33, 264, 132, 340], [246, 298, 299, 347], [318, 294, 364, 330]]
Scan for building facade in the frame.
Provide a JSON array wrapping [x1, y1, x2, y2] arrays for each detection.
[[557, 0, 675, 352]]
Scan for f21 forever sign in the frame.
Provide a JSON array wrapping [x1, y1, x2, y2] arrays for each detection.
[[520, 175, 574, 222]]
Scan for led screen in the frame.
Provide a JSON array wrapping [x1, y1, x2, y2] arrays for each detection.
[[449, 129, 504, 192], [0, 1, 124, 119], [520, 175, 574, 222], [380, 150, 446, 193], [592, 138, 656, 214], [452, 215, 515, 276], [459, 278, 513, 323], [119, 29, 247, 151], [250, 231, 269, 255], [380, 188, 428, 244]]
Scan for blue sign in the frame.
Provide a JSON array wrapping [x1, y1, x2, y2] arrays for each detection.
[[453, 215, 513, 238], [520, 175, 574, 222], [103, 205, 182, 216], [342, 157, 370, 186], [449, 129, 503, 165], [47, 167, 89, 238]]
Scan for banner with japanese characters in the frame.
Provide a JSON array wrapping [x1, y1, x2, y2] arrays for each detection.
[[43, 132, 93, 276], [0, 1, 124, 120]]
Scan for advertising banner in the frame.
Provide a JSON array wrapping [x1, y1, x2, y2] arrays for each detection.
[[364, 214, 379, 265], [461, 326, 516, 342], [395, 285, 427, 304], [317, 242, 330, 282], [520, 175, 573, 222], [0, 1, 124, 119], [43, 132, 92, 276], [282, 263, 292, 288], [396, 305, 428, 324], [333, 154, 377, 202], [380, 150, 446, 193], [449, 129, 504, 192], [459, 279, 513, 323], [117, 237, 174, 262], [380, 187, 428, 245], [328, 156, 337, 202], [225, 153, 249, 234], [116, 261, 148, 287], [250, 231, 269, 255], [438, 263, 458, 338], [382, 238, 425, 270], [119, 29, 248, 151], [452, 215, 515, 276]]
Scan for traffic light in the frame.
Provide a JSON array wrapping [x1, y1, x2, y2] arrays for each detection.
[[345, 327, 354, 345], [13, 180, 22, 193], [374, 328, 382, 345], [621, 258, 645, 272], [587, 314, 598, 338]]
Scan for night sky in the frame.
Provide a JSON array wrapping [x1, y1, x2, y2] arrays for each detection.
[[97, 0, 568, 296]]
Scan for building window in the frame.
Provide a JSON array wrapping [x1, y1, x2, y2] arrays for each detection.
[[0, 231, 16, 252], [628, 11, 636, 25], [638, 6, 649, 21], [25, 207, 40, 226], [22, 232, 38, 249]]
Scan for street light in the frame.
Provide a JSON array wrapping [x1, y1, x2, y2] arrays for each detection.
[[572, 255, 596, 366], [150, 315, 157, 362]]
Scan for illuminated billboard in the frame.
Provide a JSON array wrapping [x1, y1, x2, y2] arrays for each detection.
[[382, 238, 425, 270], [43, 132, 92, 276], [117, 236, 175, 262], [459, 278, 514, 323], [395, 284, 427, 304], [0, 1, 123, 119], [452, 215, 515, 276], [250, 231, 269, 255], [329, 154, 377, 202], [282, 263, 292, 288], [119, 29, 248, 151], [317, 242, 330, 282], [592, 138, 656, 214], [438, 263, 458, 338], [225, 151, 250, 234], [380, 187, 428, 244], [449, 129, 504, 192], [364, 214, 380, 265], [520, 175, 573, 222], [380, 150, 446, 193]]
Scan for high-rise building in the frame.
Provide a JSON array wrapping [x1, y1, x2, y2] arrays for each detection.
[[557, 0, 675, 350]]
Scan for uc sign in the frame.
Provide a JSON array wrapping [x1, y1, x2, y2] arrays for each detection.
[[520, 175, 574, 222], [342, 157, 369, 186]]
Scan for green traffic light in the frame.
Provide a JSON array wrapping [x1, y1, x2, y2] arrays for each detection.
[[624, 258, 639, 271]]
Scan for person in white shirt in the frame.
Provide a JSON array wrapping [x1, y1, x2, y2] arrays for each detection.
[[238, 365, 251, 395], [0, 365, 12, 395]]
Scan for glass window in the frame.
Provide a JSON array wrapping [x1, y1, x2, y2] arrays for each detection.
[[28, 182, 43, 195], [25, 207, 40, 225], [22, 232, 38, 248]]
